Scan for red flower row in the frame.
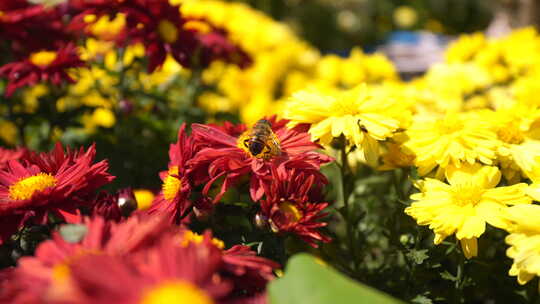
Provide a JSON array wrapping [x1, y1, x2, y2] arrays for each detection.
[[0, 214, 279, 303]]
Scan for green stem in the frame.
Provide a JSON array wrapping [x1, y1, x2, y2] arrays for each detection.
[[340, 143, 357, 272]]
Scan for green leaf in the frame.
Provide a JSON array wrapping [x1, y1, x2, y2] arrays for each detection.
[[406, 249, 429, 265], [440, 271, 458, 282], [268, 253, 403, 304], [59, 224, 88, 244], [411, 295, 433, 304]]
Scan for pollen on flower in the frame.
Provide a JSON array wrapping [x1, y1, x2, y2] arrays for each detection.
[[435, 115, 462, 135], [52, 263, 71, 284], [9, 173, 57, 201], [451, 183, 484, 207], [181, 231, 225, 249], [158, 20, 179, 44], [330, 97, 361, 116], [279, 201, 302, 223], [497, 124, 525, 145], [140, 281, 214, 304], [162, 166, 181, 202], [29, 51, 58, 67]]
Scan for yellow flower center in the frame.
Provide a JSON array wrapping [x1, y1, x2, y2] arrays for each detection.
[[497, 124, 525, 145], [134, 189, 155, 210], [330, 98, 360, 116], [181, 231, 225, 249], [29, 51, 58, 67], [451, 183, 484, 207], [435, 116, 462, 135], [140, 281, 213, 304], [158, 20, 179, 44], [279, 201, 302, 223], [9, 173, 57, 201], [162, 166, 181, 202], [52, 263, 71, 284]]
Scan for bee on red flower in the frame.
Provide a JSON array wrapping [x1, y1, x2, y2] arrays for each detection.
[[190, 116, 333, 203], [0, 143, 114, 243], [258, 162, 332, 247], [0, 43, 85, 96]]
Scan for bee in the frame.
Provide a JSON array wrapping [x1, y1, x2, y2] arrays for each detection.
[[242, 119, 281, 159]]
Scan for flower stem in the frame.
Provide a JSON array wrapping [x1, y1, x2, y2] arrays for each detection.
[[339, 143, 357, 272]]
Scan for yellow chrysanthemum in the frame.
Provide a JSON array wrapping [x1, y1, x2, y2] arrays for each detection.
[[484, 104, 540, 181], [504, 204, 540, 286], [405, 163, 531, 259], [445, 32, 486, 63], [284, 85, 401, 166], [404, 111, 498, 177]]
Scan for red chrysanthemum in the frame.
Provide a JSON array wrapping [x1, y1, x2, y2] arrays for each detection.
[[68, 235, 230, 303], [258, 162, 331, 247], [148, 124, 197, 224], [0, 143, 113, 243], [0, 43, 85, 96], [68, 0, 250, 71], [0, 214, 278, 303], [0, 147, 26, 169], [190, 117, 333, 203], [0, 214, 175, 303], [0, 0, 69, 53]]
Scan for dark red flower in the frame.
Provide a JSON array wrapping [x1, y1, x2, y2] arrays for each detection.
[[147, 124, 197, 224], [258, 162, 331, 247], [0, 143, 113, 243], [0, 0, 69, 53], [0, 43, 85, 96], [69, 0, 250, 71], [190, 116, 333, 203]]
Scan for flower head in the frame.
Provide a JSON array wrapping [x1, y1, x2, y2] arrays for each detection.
[[259, 161, 331, 247], [284, 85, 403, 166], [0, 143, 114, 243], [404, 111, 498, 176], [0, 43, 85, 96], [504, 204, 540, 286], [148, 124, 197, 224], [190, 116, 332, 202], [405, 163, 531, 258]]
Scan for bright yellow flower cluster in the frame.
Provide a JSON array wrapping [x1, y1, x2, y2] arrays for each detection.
[[175, 0, 398, 126], [283, 28, 540, 287]]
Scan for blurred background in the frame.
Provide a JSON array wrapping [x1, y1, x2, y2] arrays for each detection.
[[231, 0, 539, 49]]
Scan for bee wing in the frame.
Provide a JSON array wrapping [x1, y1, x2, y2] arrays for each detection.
[[268, 133, 282, 156], [191, 124, 238, 147]]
